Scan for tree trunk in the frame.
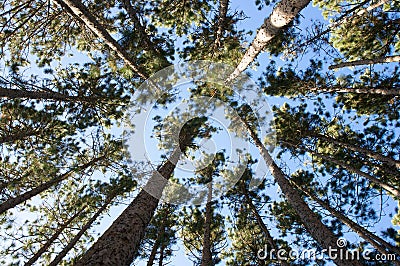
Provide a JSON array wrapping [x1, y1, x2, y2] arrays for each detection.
[[307, 86, 400, 95], [55, 0, 147, 80], [214, 0, 229, 49], [0, 86, 89, 102], [329, 55, 400, 70], [300, 145, 400, 197], [121, 0, 164, 58], [292, 180, 400, 261], [0, 155, 105, 214], [147, 206, 170, 266], [242, 121, 361, 266], [226, 0, 311, 82], [146, 239, 160, 266], [0, 129, 39, 144], [290, 0, 389, 55], [243, 190, 290, 266], [75, 147, 182, 266], [48, 197, 114, 266], [200, 182, 213, 266], [308, 132, 400, 169], [25, 206, 86, 266]]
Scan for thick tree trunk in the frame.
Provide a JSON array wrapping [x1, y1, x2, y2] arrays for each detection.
[[75, 147, 182, 266], [292, 181, 400, 261], [48, 197, 113, 266], [242, 121, 361, 266], [243, 191, 289, 266], [25, 207, 86, 266], [200, 182, 213, 266], [226, 0, 311, 82], [308, 132, 400, 169], [0, 156, 104, 214], [55, 0, 147, 79], [329, 55, 400, 70]]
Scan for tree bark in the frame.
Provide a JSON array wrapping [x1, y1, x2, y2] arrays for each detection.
[[75, 147, 182, 266], [307, 86, 400, 95], [25, 206, 86, 266], [200, 182, 213, 266], [55, 0, 148, 79], [299, 145, 400, 198], [0, 155, 105, 214], [226, 0, 311, 83], [307, 132, 400, 169], [0, 86, 90, 102], [242, 121, 362, 266], [290, 0, 389, 55], [243, 190, 290, 266], [48, 197, 114, 266], [329, 55, 400, 70], [292, 180, 400, 261], [146, 239, 160, 266]]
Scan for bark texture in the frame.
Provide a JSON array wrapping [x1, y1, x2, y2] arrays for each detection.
[[307, 86, 400, 95], [200, 182, 213, 266], [227, 0, 311, 82], [309, 132, 400, 169], [243, 190, 289, 266], [0, 156, 104, 214], [75, 148, 182, 266], [293, 181, 400, 261], [55, 0, 147, 79], [329, 55, 400, 70], [48, 198, 113, 266], [243, 121, 362, 266], [25, 207, 86, 266], [214, 0, 229, 48]]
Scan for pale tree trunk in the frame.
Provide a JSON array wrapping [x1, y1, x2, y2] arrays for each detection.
[[307, 132, 400, 169], [48, 197, 114, 266], [214, 0, 229, 49], [200, 182, 213, 266], [226, 0, 311, 83], [292, 180, 400, 261], [75, 147, 182, 266], [0, 155, 105, 214], [329, 55, 400, 70], [307, 86, 400, 95], [24, 206, 86, 266], [242, 121, 362, 266], [243, 190, 290, 266], [55, 0, 148, 79]]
